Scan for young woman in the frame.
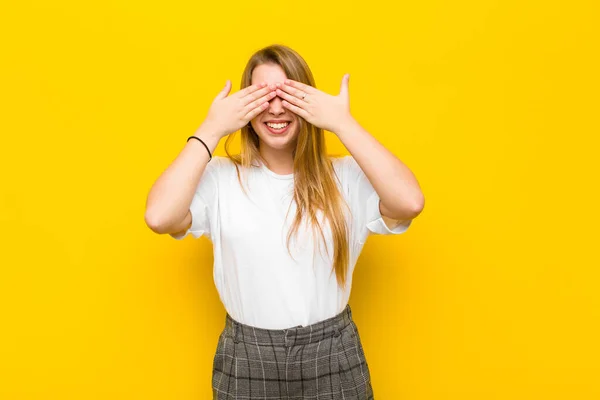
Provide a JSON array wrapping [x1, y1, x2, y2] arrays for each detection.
[[145, 44, 424, 399]]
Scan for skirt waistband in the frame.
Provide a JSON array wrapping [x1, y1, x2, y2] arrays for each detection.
[[223, 304, 354, 347]]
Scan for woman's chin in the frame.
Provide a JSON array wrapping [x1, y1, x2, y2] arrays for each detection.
[[256, 128, 298, 149], [262, 138, 297, 151]]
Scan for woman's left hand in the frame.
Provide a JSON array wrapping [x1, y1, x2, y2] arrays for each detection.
[[275, 74, 354, 134]]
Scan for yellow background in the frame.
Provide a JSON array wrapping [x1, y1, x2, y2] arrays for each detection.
[[1, 0, 599, 398]]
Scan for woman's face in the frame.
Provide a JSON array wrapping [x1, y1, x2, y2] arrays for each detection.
[[250, 63, 300, 153]]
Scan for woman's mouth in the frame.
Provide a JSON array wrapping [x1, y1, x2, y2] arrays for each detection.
[[264, 121, 291, 134]]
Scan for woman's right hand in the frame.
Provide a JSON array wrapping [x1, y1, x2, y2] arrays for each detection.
[[196, 80, 277, 139]]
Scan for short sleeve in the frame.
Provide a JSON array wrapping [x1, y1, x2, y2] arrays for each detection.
[[339, 155, 412, 243], [169, 157, 220, 241]]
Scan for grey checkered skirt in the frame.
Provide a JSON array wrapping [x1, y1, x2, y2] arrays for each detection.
[[212, 304, 374, 399]]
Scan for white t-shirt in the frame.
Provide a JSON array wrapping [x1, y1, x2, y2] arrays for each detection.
[[170, 155, 412, 329]]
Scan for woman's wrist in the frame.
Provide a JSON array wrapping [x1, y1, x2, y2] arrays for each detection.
[[192, 127, 221, 154]]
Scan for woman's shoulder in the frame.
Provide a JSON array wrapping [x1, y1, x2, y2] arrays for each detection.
[[329, 154, 357, 173], [206, 155, 259, 177], [207, 156, 240, 169], [209, 155, 232, 166]]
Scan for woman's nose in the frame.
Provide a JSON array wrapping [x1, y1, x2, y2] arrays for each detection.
[[268, 95, 285, 114]]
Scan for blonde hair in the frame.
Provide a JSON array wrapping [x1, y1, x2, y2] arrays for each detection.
[[224, 44, 351, 289]]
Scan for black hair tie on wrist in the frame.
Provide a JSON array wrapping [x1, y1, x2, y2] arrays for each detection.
[[187, 136, 212, 161]]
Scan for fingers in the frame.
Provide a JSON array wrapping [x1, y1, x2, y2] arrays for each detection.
[[283, 79, 316, 94], [339, 73, 350, 97], [236, 82, 268, 99], [275, 87, 305, 108], [215, 80, 232, 101], [243, 100, 270, 121], [242, 90, 277, 118], [241, 83, 276, 106], [276, 82, 306, 100], [281, 99, 309, 120]]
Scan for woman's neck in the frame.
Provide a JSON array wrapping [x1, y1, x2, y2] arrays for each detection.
[[259, 146, 295, 175]]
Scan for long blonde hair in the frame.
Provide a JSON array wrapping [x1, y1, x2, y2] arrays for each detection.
[[224, 44, 351, 289]]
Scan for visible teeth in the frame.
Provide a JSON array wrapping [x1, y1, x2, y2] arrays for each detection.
[[266, 122, 289, 129]]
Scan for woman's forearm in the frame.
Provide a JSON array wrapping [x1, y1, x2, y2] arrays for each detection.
[[144, 128, 220, 233], [334, 118, 425, 221]]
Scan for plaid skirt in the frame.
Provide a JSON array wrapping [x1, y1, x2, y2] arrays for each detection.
[[212, 303, 374, 399]]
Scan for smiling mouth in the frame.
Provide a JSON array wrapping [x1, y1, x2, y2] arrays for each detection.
[[264, 121, 292, 134], [265, 121, 290, 129]]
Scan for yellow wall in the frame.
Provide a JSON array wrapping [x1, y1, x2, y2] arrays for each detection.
[[1, 1, 598, 398]]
